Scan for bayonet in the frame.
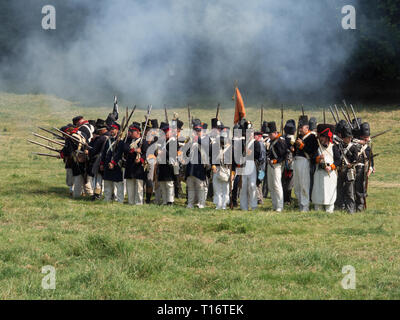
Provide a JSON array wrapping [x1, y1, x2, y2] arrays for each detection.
[[216, 103, 220, 120], [113, 95, 119, 120], [164, 104, 169, 123]]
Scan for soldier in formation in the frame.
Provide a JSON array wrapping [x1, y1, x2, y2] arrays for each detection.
[[35, 100, 379, 214]]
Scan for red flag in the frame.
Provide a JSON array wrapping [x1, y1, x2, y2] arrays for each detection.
[[234, 87, 246, 124]]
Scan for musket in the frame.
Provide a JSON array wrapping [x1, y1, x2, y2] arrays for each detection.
[[52, 127, 93, 149], [164, 104, 169, 123], [32, 152, 61, 159], [139, 105, 153, 149], [32, 133, 65, 147], [323, 108, 326, 124], [350, 104, 360, 130], [113, 96, 119, 120], [333, 104, 340, 122], [339, 106, 353, 129], [187, 105, 191, 130], [328, 106, 338, 124], [38, 127, 64, 140], [342, 100, 353, 126], [280, 104, 284, 134], [260, 105, 264, 128], [123, 105, 137, 142], [216, 103, 221, 120], [371, 129, 391, 140], [28, 140, 61, 153], [301, 104, 305, 116], [364, 147, 373, 210]]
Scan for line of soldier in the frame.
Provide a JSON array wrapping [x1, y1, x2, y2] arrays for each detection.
[[57, 110, 374, 213]]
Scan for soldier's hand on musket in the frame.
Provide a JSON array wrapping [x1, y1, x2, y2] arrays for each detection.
[[84, 149, 89, 155], [368, 167, 375, 177], [109, 162, 114, 170], [324, 165, 331, 173], [290, 146, 295, 153], [135, 158, 141, 164], [212, 165, 217, 174], [136, 148, 141, 154], [347, 163, 352, 169], [295, 138, 302, 146]]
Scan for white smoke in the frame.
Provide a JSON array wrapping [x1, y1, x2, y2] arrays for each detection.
[[0, 0, 357, 106]]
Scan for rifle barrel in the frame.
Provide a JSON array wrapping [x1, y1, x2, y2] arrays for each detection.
[[38, 127, 64, 140], [53, 127, 92, 149], [371, 129, 391, 139], [28, 140, 61, 153], [32, 133, 65, 146], [328, 106, 338, 124], [350, 104, 360, 129]]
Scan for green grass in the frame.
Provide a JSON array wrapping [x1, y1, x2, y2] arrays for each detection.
[[0, 92, 400, 299]]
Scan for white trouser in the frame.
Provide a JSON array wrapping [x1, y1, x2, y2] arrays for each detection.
[[187, 176, 206, 208], [159, 181, 174, 204], [293, 157, 310, 211], [315, 204, 334, 213], [267, 163, 284, 211], [66, 168, 73, 190], [72, 175, 93, 198], [126, 179, 144, 205], [240, 164, 258, 210], [212, 173, 229, 209], [89, 174, 103, 195], [104, 180, 124, 203]]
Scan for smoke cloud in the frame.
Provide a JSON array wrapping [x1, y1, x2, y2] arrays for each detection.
[[0, 0, 357, 106]]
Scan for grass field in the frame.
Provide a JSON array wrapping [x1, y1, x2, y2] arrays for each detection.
[[0, 92, 399, 299]]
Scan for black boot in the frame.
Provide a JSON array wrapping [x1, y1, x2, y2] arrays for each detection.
[[146, 193, 152, 204]]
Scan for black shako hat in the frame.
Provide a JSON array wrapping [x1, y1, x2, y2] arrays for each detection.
[[72, 116, 83, 126], [267, 121, 277, 133], [309, 117, 317, 131], [284, 119, 296, 135], [360, 122, 370, 137], [341, 122, 353, 138], [298, 115, 309, 128], [261, 121, 270, 135], [335, 120, 347, 136], [129, 122, 141, 132]]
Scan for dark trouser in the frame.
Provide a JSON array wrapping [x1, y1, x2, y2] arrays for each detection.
[[262, 166, 269, 198], [335, 170, 356, 213], [174, 175, 183, 198], [282, 169, 294, 203], [232, 175, 240, 206], [355, 166, 367, 211]]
